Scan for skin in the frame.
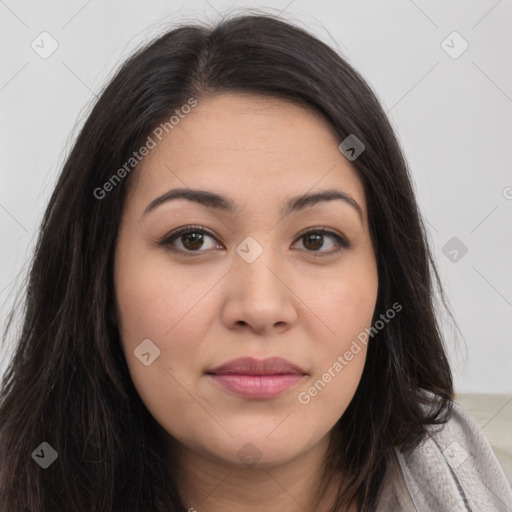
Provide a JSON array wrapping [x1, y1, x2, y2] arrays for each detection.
[[114, 93, 379, 511]]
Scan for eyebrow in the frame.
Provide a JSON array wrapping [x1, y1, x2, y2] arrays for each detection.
[[141, 187, 363, 223]]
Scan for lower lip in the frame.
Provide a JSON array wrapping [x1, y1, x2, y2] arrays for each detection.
[[208, 373, 305, 398]]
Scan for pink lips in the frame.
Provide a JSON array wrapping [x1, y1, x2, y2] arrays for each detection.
[[206, 357, 306, 399]]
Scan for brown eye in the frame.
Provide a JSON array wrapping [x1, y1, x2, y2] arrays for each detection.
[[160, 226, 222, 256], [303, 233, 324, 251], [181, 232, 206, 250], [293, 229, 349, 255]]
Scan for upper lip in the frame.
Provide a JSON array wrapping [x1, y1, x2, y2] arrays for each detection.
[[207, 357, 307, 375]]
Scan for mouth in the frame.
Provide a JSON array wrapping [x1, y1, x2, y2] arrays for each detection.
[[206, 357, 307, 399]]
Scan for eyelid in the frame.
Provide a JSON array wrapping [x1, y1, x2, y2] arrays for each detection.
[[292, 226, 351, 255], [294, 225, 348, 244], [159, 225, 221, 257], [159, 224, 350, 256]]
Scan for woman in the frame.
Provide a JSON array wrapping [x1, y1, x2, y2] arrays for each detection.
[[0, 12, 510, 512]]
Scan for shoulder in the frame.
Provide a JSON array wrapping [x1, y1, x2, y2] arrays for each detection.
[[388, 398, 512, 511]]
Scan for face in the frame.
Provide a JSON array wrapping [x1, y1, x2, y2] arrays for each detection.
[[114, 93, 378, 470]]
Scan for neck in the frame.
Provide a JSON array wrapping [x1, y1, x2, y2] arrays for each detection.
[[165, 434, 357, 512]]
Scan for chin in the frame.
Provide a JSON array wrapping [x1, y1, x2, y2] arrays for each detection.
[[200, 431, 317, 469]]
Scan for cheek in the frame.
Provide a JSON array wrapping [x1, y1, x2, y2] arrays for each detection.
[[115, 265, 212, 388], [293, 261, 377, 417], [113, 243, 215, 413], [115, 258, 211, 441], [295, 282, 373, 423], [114, 245, 215, 345], [299, 261, 378, 346], [295, 346, 367, 428]]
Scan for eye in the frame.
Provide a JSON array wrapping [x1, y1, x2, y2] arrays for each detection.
[[159, 225, 222, 256], [292, 227, 350, 255]]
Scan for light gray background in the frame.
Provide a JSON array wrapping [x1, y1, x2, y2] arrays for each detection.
[[1, 0, 511, 394]]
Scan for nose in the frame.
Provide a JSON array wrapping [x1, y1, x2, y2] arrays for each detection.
[[220, 245, 298, 335]]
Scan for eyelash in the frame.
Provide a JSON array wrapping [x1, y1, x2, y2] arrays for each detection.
[[158, 224, 351, 258]]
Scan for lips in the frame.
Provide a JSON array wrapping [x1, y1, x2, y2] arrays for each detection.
[[206, 357, 307, 399], [207, 357, 306, 375]]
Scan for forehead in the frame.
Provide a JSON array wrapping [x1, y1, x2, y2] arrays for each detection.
[[128, 94, 367, 216]]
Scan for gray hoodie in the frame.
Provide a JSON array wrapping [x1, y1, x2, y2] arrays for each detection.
[[375, 400, 512, 511]]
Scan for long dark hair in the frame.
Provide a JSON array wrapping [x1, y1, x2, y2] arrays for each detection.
[[0, 11, 455, 511]]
